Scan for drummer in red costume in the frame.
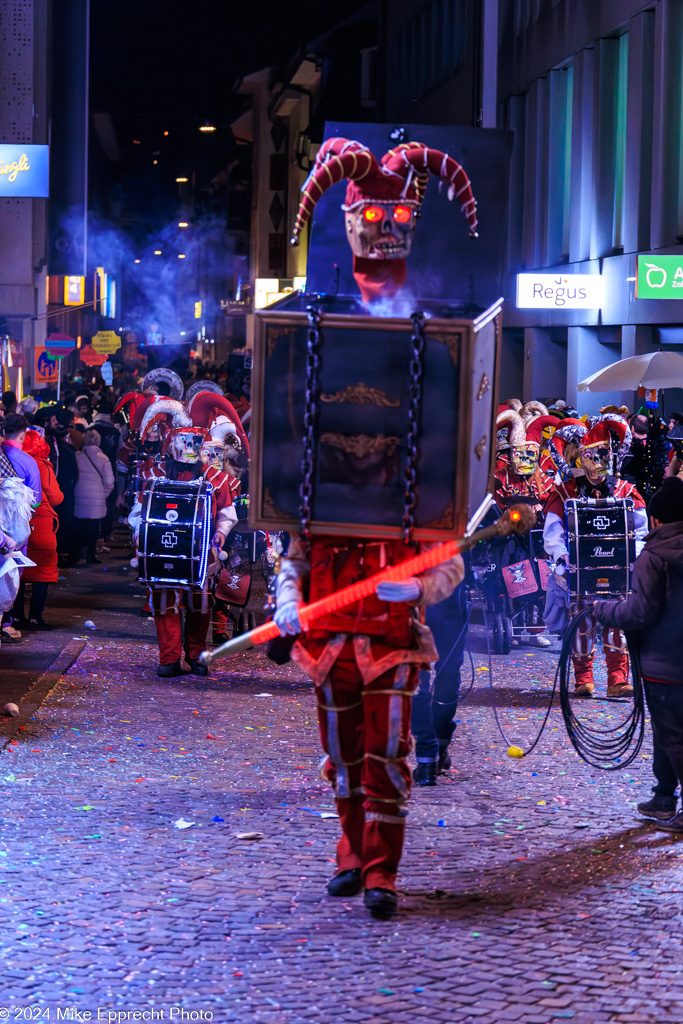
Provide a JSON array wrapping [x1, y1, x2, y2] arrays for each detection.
[[129, 393, 247, 678], [543, 418, 648, 698]]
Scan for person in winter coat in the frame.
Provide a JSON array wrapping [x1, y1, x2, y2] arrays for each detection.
[[13, 428, 63, 629], [595, 476, 683, 830], [92, 402, 120, 541], [71, 429, 114, 564]]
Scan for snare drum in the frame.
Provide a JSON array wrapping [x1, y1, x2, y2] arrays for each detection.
[[565, 497, 635, 598], [138, 478, 213, 589]]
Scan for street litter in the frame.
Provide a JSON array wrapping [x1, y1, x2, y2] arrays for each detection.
[[173, 818, 195, 829], [234, 831, 264, 840]]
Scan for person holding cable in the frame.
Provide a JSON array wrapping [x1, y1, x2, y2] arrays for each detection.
[[594, 476, 683, 829]]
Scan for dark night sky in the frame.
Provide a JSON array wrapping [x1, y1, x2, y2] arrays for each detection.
[[90, 0, 372, 121]]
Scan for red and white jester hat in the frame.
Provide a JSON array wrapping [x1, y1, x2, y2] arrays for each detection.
[[579, 418, 628, 451], [290, 138, 479, 244]]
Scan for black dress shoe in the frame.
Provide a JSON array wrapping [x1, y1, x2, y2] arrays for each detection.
[[327, 868, 362, 897], [188, 658, 209, 676], [86, 558, 103, 565], [438, 747, 452, 774], [212, 631, 229, 645], [413, 762, 437, 786], [157, 660, 181, 678], [364, 888, 398, 919], [28, 618, 55, 632]]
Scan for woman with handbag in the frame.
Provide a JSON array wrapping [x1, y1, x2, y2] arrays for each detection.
[[71, 429, 114, 565]]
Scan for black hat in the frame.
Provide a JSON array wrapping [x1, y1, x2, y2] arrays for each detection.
[[649, 477, 683, 524]]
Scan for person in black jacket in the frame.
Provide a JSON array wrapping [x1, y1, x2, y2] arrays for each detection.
[[595, 477, 683, 829]]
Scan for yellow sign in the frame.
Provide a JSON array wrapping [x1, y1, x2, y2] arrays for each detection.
[[92, 330, 121, 354], [35, 346, 58, 384], [64, 276, 85, 306], [194, 301, 203, 319]]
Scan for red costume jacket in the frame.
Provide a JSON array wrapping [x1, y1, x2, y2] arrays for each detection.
[[494, 465, 553, 516]]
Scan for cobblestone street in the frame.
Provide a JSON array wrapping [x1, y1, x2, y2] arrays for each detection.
[[1, 551, 681, 1023]]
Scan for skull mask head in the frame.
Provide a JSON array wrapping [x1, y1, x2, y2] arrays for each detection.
[[168, 428, 205, 464], [581, 445, 612, 486], [343, 201, 417, 260], [201, 438, 224, 470], [511, 444, 539, 477]]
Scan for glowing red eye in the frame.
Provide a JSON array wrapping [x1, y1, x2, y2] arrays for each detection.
[[362, 206, 384, 222], [393, 205, 412, 223]]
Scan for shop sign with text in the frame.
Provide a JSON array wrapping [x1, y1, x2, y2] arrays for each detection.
[[516, 273, 605, 309], [0, 144, 49, 197], [92, 330, 121, 354], [636, 255, 683, 298]]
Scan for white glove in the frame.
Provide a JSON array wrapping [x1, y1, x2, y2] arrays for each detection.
[[274, 600, 303, 636], [375, 578, 422, 602]]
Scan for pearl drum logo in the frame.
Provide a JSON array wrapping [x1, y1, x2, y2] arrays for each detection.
[[592, 545, 615, 559]]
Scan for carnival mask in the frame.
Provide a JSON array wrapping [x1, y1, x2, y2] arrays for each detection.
[[511, 445, 539, 477], [200, 439, 224, 470], [343, 202, 417, 260], [581, 446, 611, 484], [169, 429, 204, 464]]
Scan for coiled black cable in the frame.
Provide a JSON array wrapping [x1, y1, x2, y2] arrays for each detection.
[[558, 606, 645, 770]]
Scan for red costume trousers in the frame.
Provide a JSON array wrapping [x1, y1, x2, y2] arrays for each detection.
[[312, 639, 419, 892], [150, 587, 212, 666], [572, 598, 628, 687]]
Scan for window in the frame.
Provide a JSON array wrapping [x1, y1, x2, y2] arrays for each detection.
[[394, 0, 467, 109], [546, 64, 573, 263], [612, 34, 628, 249]]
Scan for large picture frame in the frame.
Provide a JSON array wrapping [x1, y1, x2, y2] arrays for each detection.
[[249, 297, 502, 541]]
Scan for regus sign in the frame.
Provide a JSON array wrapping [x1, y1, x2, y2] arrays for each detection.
[[516, 273, 605, 309], [636, 255, 683, 298], [0, 144, 49, 197]]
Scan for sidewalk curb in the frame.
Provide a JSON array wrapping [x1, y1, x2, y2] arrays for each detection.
[[0, 637, 87, 748]]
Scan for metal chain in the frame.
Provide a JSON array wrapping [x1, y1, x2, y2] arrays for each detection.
[[402, 311, 426, 544], [299, 305, 323, 542]]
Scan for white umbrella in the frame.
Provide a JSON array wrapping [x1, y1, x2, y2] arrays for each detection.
[[577, 351, 683, 392]]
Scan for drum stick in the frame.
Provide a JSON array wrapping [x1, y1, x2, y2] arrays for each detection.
[[200, 504, 535, 666]]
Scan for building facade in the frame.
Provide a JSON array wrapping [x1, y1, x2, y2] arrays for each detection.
[[500, 0, 683, 413]]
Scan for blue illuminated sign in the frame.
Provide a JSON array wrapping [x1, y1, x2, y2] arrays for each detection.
[[0, 144, 49, 197]]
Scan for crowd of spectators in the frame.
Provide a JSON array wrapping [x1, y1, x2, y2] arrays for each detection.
[[0, 356, 250, 647]]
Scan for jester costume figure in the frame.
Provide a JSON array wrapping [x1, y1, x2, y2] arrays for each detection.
[[272, 134, 484, 918], [543, 418, 647, 698], [128, 391, 248, 677], [274, 536, 464, 918], [494, 404, 558, 516]]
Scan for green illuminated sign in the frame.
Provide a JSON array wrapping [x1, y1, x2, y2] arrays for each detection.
[[636, 254, 683, 298]]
